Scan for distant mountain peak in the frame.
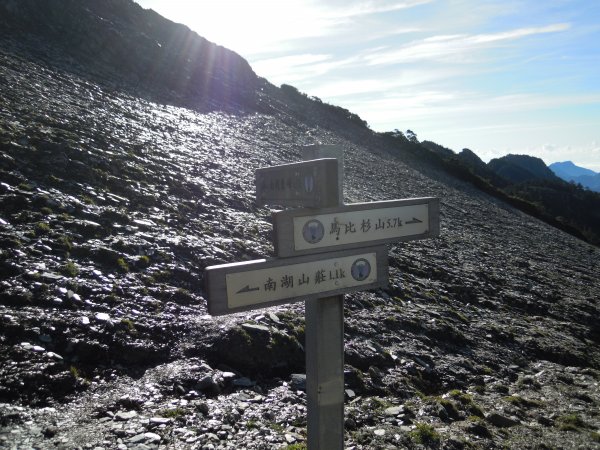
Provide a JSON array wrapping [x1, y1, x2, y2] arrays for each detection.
[[487, 154, 558, 184], [549, 161, 597, 178], [550, 161, 600, 192], [458, 148, 485, 166]]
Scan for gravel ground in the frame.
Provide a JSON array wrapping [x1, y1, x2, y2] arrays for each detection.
[[1, 36, 599, 450]]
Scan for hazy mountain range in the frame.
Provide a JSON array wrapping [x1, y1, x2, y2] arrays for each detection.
[[549, 161, 600, 192]]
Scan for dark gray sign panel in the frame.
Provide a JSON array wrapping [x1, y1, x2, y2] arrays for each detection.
[[273, 197, 440, 257], [255, 158, 339, 208], [205, 246, 388, 315]]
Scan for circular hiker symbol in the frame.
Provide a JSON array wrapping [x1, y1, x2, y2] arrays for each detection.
[[302, 219, 324, 244], [351, 258, 371, 281]]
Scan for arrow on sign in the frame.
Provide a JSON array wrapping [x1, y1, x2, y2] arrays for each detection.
[[272, 197, 440, 257], [236, 285, 260, 294]]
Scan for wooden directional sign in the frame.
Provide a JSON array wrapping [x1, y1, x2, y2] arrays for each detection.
[[273, 197, 440, 257], [255, 158, 339, 208], [205, 246, 388, 315], [205, 146, 441, 450]]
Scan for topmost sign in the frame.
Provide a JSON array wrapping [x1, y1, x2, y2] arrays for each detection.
[[255, 158, 339, 208]]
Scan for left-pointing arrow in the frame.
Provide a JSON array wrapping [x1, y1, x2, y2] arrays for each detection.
[[236, 285, 260, 294]]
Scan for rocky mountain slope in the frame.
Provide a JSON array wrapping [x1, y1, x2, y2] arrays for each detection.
[[0, 0, 257, 111], [1, 3, 600, 449]]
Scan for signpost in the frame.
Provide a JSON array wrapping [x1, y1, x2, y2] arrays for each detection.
[[274, 197, 440, 257], [205, 246, 388, 315], [204, 144, 440, 449], [255, 158, 339, 208]]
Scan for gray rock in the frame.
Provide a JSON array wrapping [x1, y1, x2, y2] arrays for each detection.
[[128, 433, 147, 444], [144, 432, 161, 443], [233, 377, 255, 387], [115, 411, 138, 421], [384, 406, 404, 416], [290, 374, 306, 391], [149, 417, 170, 425], [95, 312, 111, 322], [486, 412, 520, 427], [241, 323, 270, 334], [197, 375, 220, 393]]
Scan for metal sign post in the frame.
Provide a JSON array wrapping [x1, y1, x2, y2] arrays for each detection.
[[302, 145, 345, 450], [204, 143, 440, 449]]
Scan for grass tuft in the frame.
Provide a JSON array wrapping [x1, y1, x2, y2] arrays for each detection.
[[410, 422, 440, 445]]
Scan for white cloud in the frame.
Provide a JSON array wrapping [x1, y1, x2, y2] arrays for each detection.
[[353, 91, 600, 125], [323, 0, 433, 18], [252, 54, 361, 85], [364, 23, 571, 65]]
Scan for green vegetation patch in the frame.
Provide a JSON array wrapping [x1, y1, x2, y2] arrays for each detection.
[[136, 255, 151, 268], [448, 389, 484, 417], [504, 395, 543, 408], [35, 221, 51, 235], [120, 318, 137, 335], [116, 257, 129, 273], [367, 396, 393, 411], [69, 365, 80, 379], [410, 422, 440, 445], [61, 260, 79, 277], [556, 413, 588, 431], [282, 444, 306, 450], [159, 407, 186, 418], [449, 389, 473, 405], [438, 398, 460, 418]]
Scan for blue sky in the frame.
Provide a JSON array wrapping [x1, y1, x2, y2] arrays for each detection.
[[135, 0, 600, 171]]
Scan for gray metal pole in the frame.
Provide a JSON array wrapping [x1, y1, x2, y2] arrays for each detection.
[[303, 144, 345, 450], [305, 296, 345, 449]]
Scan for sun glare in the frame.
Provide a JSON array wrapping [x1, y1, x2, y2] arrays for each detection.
[[162, 0, 327, 57]]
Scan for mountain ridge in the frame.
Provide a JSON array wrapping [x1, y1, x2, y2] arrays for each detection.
[[0, 0, 258, 110], [550, 161, 600, 193], [487, 154, 560, 184], [550, 160, 597, 178]]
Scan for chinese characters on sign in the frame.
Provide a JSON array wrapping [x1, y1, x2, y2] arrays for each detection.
[[204, 247, 388, 315], [296, 203, 428, 249], [261, 266, 347, 292], [224, 251, 377, 309], [328, 215, 412, 239], [273, 198, 439, 257]]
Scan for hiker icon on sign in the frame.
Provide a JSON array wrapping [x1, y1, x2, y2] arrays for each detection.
[[351, 258, 371, 281], [302, 219, 325, 244]]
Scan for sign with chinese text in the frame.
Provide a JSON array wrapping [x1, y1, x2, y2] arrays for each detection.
[[273, 197, 440, 257], [205, 246, 388, 315], [255, 158, 339, 208]]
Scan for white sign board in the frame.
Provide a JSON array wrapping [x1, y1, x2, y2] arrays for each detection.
[[205, 246, 388, 315], [273, 197, 440, 257]]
